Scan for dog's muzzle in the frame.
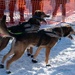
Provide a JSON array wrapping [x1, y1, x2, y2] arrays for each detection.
[[67, 31, 75, 40]]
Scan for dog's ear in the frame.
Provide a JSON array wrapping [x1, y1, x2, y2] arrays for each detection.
[[34, 10, 41, 17], [34, 10, 50, 18]]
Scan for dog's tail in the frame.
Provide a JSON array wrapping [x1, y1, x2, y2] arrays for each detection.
[[0, 15, 11, 37]]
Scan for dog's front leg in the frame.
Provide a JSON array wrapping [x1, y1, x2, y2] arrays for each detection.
[[0, 37, 10, 51], [32, 47, 42, 63]]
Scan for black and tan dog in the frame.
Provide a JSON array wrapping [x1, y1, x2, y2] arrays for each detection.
[[0, 10, 49, 55], [0, 15, 75, 74]]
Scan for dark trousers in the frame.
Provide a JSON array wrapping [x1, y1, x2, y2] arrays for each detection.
[[0, 0, 5, 19], [52, 0, 67, 16], [31, 0, 43, 15]]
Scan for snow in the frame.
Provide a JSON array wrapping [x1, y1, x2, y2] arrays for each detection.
[[0, 13, 75, 75]]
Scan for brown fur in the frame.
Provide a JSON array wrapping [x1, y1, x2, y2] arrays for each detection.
[[0, 37, 10, 51]]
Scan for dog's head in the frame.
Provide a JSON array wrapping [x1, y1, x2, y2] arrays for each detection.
[[26, 10, 49, 32], [46, 24, 75, 40], [52, 25, 75, 40], [33, 10, 50, 23]]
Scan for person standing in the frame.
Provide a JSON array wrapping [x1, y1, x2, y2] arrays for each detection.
[[51, 0, 68, 22], [9, 0, 26, 23], [31, 0, 43, 15], [17, 0, 26, 22], [9, 0, 16, 23]]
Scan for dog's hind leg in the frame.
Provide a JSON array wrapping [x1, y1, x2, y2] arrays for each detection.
[[0, 48, 14, 68], [45, 39, 57, 66], [0, 39, 15, 68], [45, 47, 51, 66], [6, 41, 27, 74], [32, 47, 42, 63], [0, 37, 10, 51]]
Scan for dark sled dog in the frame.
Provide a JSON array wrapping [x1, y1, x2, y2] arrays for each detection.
[[0, 10, 49, 54], [8, 10, 49, 33], [0, 15, 75, 74]]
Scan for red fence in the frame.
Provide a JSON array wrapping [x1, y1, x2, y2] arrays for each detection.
[[0, 0, 75, 26]]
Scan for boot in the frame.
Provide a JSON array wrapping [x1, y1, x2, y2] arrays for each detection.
[[50, 15, 55, 21], [20, 17, 25, 22], [20, 14, 25, 22], [62, 16, 65, 22]]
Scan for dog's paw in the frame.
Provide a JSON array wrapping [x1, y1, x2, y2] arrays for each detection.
[[0, 64, 4, 68], [27, 53, 31, 56], [31, 55, 33, 58], [6, 70, 11, 74], [46, 64, 51, 66], [32, 59, 38, 63]]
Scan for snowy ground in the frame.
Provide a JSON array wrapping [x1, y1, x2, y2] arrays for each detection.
[[0, 37, 75, 75], [0, 13, 75, 75]]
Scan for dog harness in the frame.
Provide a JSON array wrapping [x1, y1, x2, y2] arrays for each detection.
[[37, 30, 60, 46]]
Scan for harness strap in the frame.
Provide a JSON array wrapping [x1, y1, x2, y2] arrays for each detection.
[[37, 30, 60, 46], [37, 34, 44, 47], [60, 26, 64, 37], [37, 30, 45, 47]]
